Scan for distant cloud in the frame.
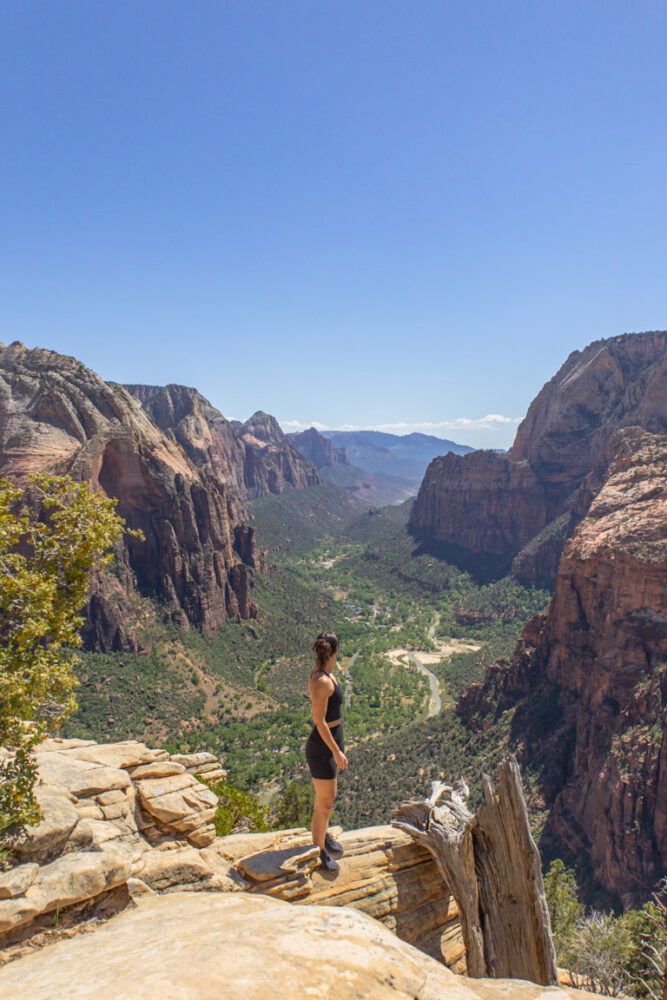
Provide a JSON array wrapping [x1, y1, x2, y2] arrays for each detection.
[[279, 414, 521, 437]]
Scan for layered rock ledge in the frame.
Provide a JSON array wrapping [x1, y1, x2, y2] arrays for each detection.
[[0, 737, 463, 974]]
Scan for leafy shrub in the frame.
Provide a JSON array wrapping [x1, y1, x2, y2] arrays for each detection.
[[196, 775, 270, 836], [0, 474, 135, 831], [544, 859, 584, 957]]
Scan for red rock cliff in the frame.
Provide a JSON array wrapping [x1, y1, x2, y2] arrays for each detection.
[[0, 343, 261, 649], [458, 428, 667, 906], [125, 386, 322, 498], [409, 331, 667, 583]]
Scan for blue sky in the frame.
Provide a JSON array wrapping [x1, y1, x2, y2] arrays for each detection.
[[2, 2, 666, 449]]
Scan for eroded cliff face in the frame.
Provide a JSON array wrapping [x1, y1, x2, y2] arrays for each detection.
[[458, 429, 667, 906], [124, 383, 248, 492], [410, 331, 667, 583], [0, 343, 261, 648], [126, 386, 322, 499], [287, 426, 349, 468], [232, 410, 323, 496], [408, 450, 550, 578]]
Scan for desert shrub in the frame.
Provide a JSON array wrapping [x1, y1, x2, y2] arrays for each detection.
[[622, 881, 667, 999], [562, 910, 632, 996], [197, 775, 270, 836]]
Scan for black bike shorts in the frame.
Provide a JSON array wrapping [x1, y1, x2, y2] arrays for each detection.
[[305, 722, 344, 780]]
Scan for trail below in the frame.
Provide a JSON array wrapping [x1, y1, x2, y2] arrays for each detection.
[[345, 652, 359, 707], [386, 613, 481, 719], [407, 651, 441, 717]]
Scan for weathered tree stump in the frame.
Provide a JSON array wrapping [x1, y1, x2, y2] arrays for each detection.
[[391, 755, 558, 985]]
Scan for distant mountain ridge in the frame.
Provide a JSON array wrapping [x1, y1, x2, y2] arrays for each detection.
[[320, 429, 473, 484], [286, 426, 423, 506]]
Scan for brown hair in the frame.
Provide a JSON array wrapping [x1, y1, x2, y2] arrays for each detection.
[[312, 631, 339, 669]]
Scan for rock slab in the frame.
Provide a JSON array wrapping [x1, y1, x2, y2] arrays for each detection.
[[0, 891, 605, 1000]]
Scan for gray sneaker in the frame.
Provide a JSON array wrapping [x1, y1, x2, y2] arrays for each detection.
[[318, 848, 340, 873], [324, 831, 343, 856]]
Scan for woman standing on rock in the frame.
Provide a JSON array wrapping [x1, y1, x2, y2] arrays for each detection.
[[305, 631, 348, 873]]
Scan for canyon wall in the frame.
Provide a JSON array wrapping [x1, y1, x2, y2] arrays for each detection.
[[0, 343, 262, 648], [409, 331, 667, 583], [458, 428, 667, 906], [287, 426, 349, 468], [125, 386, 322, 498]]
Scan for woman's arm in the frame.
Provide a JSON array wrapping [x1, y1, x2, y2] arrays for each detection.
[[310, 675, 346, 760]]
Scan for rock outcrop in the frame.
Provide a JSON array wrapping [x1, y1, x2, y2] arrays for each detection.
[[125, 387, 322, 498], [0, 737, 228, 940], [0, 737, 465, 974], [458, 429, 667, 906], [410, 331, 667, 583], [0, 890, 604, 1000], [0, 343, 261, 645], [220, 824, 466, 972]]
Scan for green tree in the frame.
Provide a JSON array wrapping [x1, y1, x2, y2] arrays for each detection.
[[272, 780, 315, 829], [0, 473, 137, 830], [544, 859, 584, 959]]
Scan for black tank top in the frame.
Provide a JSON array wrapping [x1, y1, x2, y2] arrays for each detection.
[[313, 670, 343, 722]]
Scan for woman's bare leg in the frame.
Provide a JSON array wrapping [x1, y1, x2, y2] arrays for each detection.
[[311, 776, 337, 849]]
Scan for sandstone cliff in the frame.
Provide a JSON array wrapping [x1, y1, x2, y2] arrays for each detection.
[[0, 735, 464, 975], [410, 331, 667, 583], [231, 410, 323, 495], [0, 738, 605, 999], [458, 428, 667, 907], [126, 387, 322, 498], [0, 343, 261, 647]]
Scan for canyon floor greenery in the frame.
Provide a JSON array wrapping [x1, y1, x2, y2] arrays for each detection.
[[66, 491, 550, 832]]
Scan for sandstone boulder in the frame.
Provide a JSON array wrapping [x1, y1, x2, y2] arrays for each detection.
[[53, 740, 160, 770], [8, 787, 79, 862], [0, 891, 604, 1000], [35, 752, 131, 800], [128, 761, 185, 780], [0, 849, 133, 934], [168, 751, 226, 783], [134, 772, 218, 847], [140, 847, 214, 891], [0, 864, 39, 900]]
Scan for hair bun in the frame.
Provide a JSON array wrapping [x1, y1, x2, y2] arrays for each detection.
[[312, 631, 339, 668]]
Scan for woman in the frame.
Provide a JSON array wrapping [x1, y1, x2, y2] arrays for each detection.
[[305, 631, 349, 872]]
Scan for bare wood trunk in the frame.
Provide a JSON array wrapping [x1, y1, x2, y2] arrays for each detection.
[[473, 759, 557, 982], [391, 795, 486, 976], [391, 755, 558, 986]]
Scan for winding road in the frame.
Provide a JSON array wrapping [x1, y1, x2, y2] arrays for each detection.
[[401, 613, 444, 718], [407, 651, 442, 717], [345, 652, 359, 707]]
